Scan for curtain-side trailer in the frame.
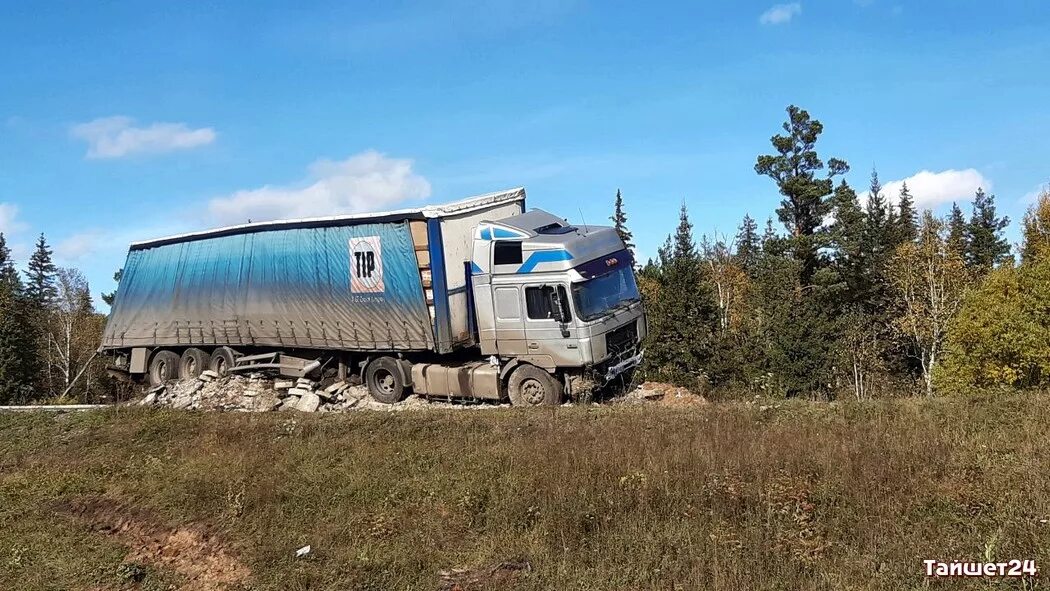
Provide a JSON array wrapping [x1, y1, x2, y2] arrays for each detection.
[[102, 188, 646, 405]]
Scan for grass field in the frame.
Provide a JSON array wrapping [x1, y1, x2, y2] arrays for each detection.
[[1, 393, 1049, 590]]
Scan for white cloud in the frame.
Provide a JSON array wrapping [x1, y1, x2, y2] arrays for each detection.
[[759, 2, 801, 25], [1021, 183, 1049, 204], [207, 150, 432, 225], [71, 116, 216, 159], [54, 231, 104, 263], [0, 202, 26, 235], [862, 169, 991, 210]]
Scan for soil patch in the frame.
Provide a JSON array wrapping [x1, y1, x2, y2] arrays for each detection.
[[56, 497, 251, 591]]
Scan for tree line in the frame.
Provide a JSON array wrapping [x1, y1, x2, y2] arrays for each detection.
[[0, 234, 119, 404], [1, 105, 1045, 403], [614, 105, 1049, 398]]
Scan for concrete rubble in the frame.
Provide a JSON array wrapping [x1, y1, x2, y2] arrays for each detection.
[[136, 373, 488, 413], [136, 375, 687, 412]]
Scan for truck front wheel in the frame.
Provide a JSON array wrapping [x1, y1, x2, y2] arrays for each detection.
[[148, 350, 180, 387], [508, 365, 564, 407], [365, 357, 407, 404]]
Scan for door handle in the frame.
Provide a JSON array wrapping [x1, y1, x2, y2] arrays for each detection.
[[528, 342, 539, 350]]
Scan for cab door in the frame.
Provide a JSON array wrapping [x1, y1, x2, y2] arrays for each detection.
[[522, 284, 582, 366]]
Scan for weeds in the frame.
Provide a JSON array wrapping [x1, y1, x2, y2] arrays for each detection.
[[0, 393, 1048, 589]]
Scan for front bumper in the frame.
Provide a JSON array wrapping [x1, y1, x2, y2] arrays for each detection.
[[603, 348, 644, 383]]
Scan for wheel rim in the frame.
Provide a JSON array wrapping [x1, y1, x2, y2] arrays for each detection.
[[158, 360, 170, 380], [374, 369, 395, 395], [215, 357, 226, 375], [187, 357, 197, 375], [521, 378, 546, 405]]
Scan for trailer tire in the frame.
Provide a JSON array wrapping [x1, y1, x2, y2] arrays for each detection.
[[179, 348, 209, 379], [148, 350, 180, 387], [365, 357, 407, 404], [508, 365, 563, 407], [209, 347, 237, 377]]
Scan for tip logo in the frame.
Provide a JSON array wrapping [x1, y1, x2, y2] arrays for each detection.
[[349, 236, 384, 293]]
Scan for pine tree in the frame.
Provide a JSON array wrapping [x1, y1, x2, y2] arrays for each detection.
[[964, 188, 1011, 270], [734, 214, 761, 276], [947, 202, 967, 256], [24, 233, 57, 308], [609, 189, 634, 253], [895, 181, 917, 245], [755, 105, 849, 283]]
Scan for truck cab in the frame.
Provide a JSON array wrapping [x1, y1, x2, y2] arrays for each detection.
[[468, 209, 646, 401]]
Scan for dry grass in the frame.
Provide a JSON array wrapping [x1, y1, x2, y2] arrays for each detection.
[[1, 393, 1049, 590]]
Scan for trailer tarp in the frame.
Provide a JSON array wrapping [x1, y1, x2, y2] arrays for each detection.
[[102, 220, 435, 351]]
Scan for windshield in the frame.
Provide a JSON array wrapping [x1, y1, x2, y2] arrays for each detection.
[[572, 266, 641, 321]]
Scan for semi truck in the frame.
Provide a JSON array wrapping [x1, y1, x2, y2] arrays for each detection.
[[101, 188, 646, 405]]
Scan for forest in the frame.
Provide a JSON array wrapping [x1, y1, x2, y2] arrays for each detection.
[[1, 104, 1047, 404]]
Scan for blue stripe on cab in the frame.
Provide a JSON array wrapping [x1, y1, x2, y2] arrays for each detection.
[[492, 227, 524, 239], [517, 249, 573, 273]]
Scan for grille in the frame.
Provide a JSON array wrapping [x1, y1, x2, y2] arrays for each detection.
[[605, 320, 638, 357]]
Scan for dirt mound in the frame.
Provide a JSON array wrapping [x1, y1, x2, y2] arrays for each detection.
[[620, 381, 707, 407], [57, 497, 251, 591]]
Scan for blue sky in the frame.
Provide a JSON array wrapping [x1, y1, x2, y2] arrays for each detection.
[[1, 1, 1048, 306]]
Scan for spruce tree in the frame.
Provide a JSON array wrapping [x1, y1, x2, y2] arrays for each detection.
[[734, 214, 761, 276], [646, 204, 717, 387], [865, 168, 889, 247], [964, 188, 1011, 270], [0, 234, 33, 403], [24, 233, 57, 308], [609, 189, 634, 253], [895, 181, 917, 245], [755, 105, 849, 283], [947, 202, 967, 256], [829, 180, 868, 300]]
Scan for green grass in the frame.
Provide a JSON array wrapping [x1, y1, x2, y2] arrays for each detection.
[[1, 394, 1049, 590]]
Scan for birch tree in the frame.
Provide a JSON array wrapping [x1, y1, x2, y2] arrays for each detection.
[[47, 268, 98, 399], [888, 211, 970, 396]]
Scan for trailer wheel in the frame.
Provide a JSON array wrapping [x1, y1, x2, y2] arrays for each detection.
[[508, 365, 563, 406], [209, 347, 237, 377], [148, 350, 180, 387], [179, 348, 209, 379], [365, 357, 407, 404]]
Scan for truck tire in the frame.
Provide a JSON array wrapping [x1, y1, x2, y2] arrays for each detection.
[[148, 350, 180, 387], [365, 357, 407, 404], [508, 365, 563, 406], [209, 346, 237, 377], [179, 348, 209, 379]]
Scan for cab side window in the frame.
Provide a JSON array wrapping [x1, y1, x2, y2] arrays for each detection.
[[493, 241, 523, 265], [525, 286, 555, 320]]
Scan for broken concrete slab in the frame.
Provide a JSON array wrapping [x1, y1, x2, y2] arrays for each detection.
[[274, 380, 294, 390], [295, 392, 320, 413]]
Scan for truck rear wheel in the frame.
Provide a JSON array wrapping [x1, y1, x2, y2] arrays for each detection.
[[508, 365, 563, 406], [209, 346, 237, 377], [365, 357, 407, 404], [179, 348, 209, 379], [148, 350, 180, 387]]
